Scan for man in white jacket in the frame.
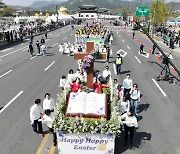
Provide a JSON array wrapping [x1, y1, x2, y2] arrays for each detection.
[[30, 99, 44, 136]]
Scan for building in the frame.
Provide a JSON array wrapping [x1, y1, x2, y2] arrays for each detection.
[[78, 5, 98, 19]]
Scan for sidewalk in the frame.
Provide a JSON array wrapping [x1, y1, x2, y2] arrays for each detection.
[[153, 35, 180, 55]]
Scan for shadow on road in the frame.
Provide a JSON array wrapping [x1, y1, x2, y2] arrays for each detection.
[[0, 40, 29, 50], [121, 70, 131, 74], [138, 103, 150, 114], [114, 131, 151, 154]]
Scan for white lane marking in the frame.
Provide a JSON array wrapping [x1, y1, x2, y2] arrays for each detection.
[[23, 48, 28, 51], [127, 46, 130, 50], [30, 56, 37, 60], [122, 40, 125, 42], [138, 51, 149, 58], [117, 49, 127, 57], [63, 37, 67, 40], [0, 70, 13, 78], [51, 43, 58, 48], [0, 91, 24, 114], [152, 79, 167, 97], [45, 61, 55, 71], [159, 52, 173, 59], [46, 39, 50, 41], [113, 64, 117, 75], [155, 53, 158, 56], [119, 35, 121, 37], [71, 34, 73, 36], [0, 48, 13, 53], [0, 46, 27, 59], [135, 56, 141, 64]]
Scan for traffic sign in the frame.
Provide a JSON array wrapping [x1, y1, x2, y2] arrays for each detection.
[[136, 6, 150, 17]]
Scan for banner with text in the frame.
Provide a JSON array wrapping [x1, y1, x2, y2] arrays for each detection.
[[57, 132, 115, 154]]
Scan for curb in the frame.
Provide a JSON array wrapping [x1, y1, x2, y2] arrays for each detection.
[[0, 24, 69, 49]]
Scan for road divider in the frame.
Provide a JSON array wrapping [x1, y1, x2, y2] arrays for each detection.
[[49, 144, 56, 154], [51, 43, 58, 48], [45, 61, 55, 71], [152, 79, 167, 97], [0, 46, 27, 59], [30, 56, 37, 60], [117, 49, 127, 57], [138, 51, 149, 58], [113, 64, 117, 75], [63, 37, 67, 40], [0, 91, 24, 114], [23, 48, 29, 51], [0, 70, 13, 78], [127, 46, 130, 50], [36, 134, 50, 154], [0, 48, 13, 53], [135, 56, 141, 64]]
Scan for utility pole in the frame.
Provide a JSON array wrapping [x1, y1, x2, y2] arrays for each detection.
[[56, 5, 58, 23], [137, 0, 139, 7]]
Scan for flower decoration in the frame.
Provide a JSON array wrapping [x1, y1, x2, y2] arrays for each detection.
[[81, 51, 100, 70], [53, 88, 122, 136]]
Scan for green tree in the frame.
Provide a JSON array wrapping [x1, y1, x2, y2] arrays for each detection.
[[149, 0, 169, 27], [3, 7, 14, 16]]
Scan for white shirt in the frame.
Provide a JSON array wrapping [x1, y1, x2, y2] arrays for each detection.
[[130, 89, 140, 100], [59, 78, 67, 88], [41, 113, 55, 128], [123, 78, 132, 89], [41, 44, 46, 51], [67, 73, 76, 84], [43, 98, 55, 110], [119, 100, 130, 113], [121, 113, 138, 127], [102, 69, 111, 78], [79, 73, 87, 82], [59, 45, 64, 52], [113, 83, 118, 90], [30, 104, 43, 122]]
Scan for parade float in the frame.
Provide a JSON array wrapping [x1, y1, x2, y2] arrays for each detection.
[[53, 39, 121, 154]]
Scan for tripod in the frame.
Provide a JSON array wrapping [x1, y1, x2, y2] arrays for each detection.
[[157, 56, 172, 81]]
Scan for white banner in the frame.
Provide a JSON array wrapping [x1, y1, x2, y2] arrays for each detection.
[[57, 132, 115, 154]]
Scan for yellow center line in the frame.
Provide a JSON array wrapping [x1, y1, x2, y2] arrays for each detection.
[[49, 144, 56, 154], [36, 134, 50, 154]]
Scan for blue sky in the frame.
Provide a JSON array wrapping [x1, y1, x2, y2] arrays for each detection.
[[2, 0, 180, 6]]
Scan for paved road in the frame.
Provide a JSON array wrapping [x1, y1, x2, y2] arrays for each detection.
[[0, 20, 180, 154]]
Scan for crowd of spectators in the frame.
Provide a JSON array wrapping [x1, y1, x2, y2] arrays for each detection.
[[155, 26, 180, 48], [0, 20, 70, 44]]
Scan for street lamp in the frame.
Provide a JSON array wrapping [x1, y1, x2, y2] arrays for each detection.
[[56, 5, 58, 24]]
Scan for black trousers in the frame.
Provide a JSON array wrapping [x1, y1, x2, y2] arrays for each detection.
[[124, 125, 135, 143], [140, 48, 143, 53], [124, 88, 131, 100], [49, 127, 57, 144], [106, 53, 110, 62], [32, 119, 43, 134], [37, 47, 40, 54]]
